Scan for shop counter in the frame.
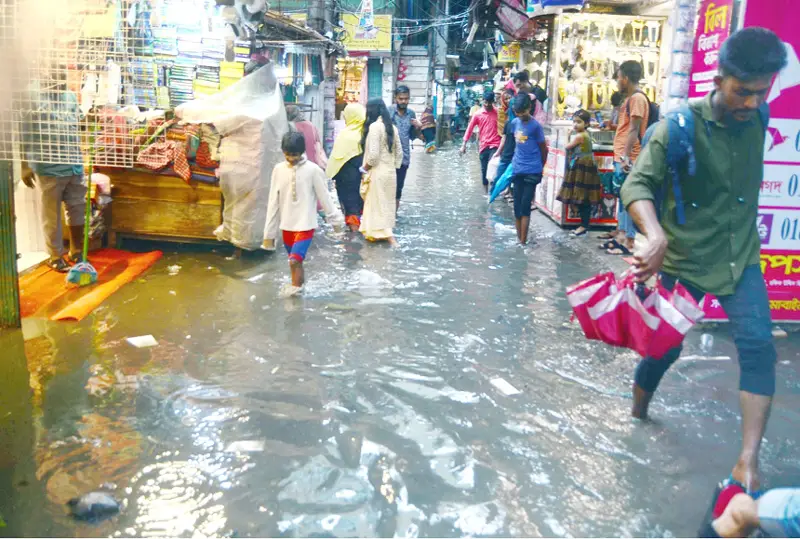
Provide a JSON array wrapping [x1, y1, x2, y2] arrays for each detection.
[[105, 169, 223, 246], [536, 123, 618, 228]]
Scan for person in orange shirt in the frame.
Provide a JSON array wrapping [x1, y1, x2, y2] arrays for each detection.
[[604, 60, 649, 255]]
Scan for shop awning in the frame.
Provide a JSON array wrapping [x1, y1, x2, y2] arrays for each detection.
[[261, 11, 346, 55]]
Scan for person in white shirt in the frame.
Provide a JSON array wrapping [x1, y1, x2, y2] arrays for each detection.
[[262, 132, 343, 295]]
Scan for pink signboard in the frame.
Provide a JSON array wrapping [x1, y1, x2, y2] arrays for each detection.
[[688, 0, 734, 98], [703, 0, 800, 322]]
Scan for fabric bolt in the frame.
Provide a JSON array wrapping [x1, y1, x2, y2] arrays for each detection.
[[614, 91, 649, 162], [621, 91, 766, 296], [327, 103, 366, 179], [282, 229, 315, 262], [24, 89, 84, 178], [463, 108, 502, 153], [557, 132, 601, 206], [136, 140, 191, 182], [512, 173, 541, 219], [263, 159, 342, 241], [35, 174, 87, 258], [333, 155, 364, 225], [195, 141, 219, 169], [360, 120, 403, 239], [391, 106, 417, 167], [634, 265, 776, 397], [510, 117, 546, 175]]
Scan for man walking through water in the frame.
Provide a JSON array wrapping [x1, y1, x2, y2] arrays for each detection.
[[621, 28, 788, 495], [460, 89, 502, 192], [391, 85, 421, 210]]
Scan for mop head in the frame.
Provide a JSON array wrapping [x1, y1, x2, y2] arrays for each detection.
[[66, 261, 98, 287]]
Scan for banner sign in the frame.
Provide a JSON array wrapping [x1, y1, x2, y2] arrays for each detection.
[[340, 14, 392, 52], [688, 0, 733, 98], [703, 0, 800, 322]]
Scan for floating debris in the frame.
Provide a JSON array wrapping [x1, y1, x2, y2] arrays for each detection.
[[126, 335, 158, 348], [67, 491, 120, 522], [225, 440, 265, 453], [167, 265, 181, 276], [490, 378, 522, 396]]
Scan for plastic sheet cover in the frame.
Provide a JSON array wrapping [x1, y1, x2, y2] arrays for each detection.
[[177, 64, 288, 250]]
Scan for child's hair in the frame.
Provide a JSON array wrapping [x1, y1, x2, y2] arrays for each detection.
[[573, 109, 591, 127], [610, 91, 624, 108], [281, 131, 306, 155], [512, 92, 531, 114]]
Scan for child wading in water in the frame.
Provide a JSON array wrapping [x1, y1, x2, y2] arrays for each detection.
[[505, 93, 547, 245], [557, 109, 602, 236], [263, 132, 343, 296]]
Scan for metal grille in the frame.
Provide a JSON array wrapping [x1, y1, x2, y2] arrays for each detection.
[[0, 0, 163, 168]]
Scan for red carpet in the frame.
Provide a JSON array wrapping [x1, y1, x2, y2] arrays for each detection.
[[19, 249, 163, 321]]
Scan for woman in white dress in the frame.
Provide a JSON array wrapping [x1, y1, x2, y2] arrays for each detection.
[[359, 98, 403, 245]]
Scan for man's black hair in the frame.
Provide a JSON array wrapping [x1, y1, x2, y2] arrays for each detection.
[[395, 85, 411, 95], [483, 89, 496, 103], [281, 131, 306, 154], [618, 60, 643, 85], [513, 70, 530, 83], [719, 27, 787, 81], [512, 92, 531, 113], [610, 91, 624, 107]]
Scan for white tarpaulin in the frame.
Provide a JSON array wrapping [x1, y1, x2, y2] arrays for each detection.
[[176, 64, 288, 250]]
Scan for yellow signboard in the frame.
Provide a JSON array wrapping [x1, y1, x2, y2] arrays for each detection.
[[341, 14, 392, 52], [497, 42, 520, 63]]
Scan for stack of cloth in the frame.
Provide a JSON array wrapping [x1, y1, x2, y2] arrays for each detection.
[[168, 59, 195, 106], [194, 60, 220, 97], [153, 26, 178, 56], [202, 37, 226, 61], [234, 41, 251, 63], [131, 58, 158, 108], [220, 61, 244, 90]]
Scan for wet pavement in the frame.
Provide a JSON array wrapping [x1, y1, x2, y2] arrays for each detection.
[[2, 146, 800, 538]]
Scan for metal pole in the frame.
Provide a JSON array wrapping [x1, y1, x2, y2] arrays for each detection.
[[0, 160, 20, 329]]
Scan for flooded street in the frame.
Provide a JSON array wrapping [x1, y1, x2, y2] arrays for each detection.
[[2, 146, 800, 538]]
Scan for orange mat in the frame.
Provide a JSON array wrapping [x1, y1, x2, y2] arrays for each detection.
[[19, 249, 163, 321]]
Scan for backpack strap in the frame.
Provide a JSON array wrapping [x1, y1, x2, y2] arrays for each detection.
[[660, 104, 697, 225]]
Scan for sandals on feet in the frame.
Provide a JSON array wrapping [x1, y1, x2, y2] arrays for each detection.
[[47, 257, 70, 273], [607, 244, 633, 255], [599, 239, 620, 250], [571, 228, 588, 237]]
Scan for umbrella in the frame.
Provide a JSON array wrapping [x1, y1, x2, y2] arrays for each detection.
[[489, 163, 514, 203]]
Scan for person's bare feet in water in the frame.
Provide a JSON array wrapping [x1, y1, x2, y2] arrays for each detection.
[[388, 237, 399, 248], [632, 384, 654, 420]]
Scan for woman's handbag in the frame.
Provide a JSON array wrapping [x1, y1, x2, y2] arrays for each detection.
[[359, 171, 371, 199]]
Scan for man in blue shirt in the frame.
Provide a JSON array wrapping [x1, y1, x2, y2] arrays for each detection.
[[21, 79, 87, 273], [508, 93, 547, 245], [390, 85, 421, 210]]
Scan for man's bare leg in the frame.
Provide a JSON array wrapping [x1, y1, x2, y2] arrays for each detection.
[[731, 391, 772, 492], [515, 219, 521, 243], [631, 383, 654, 420], [520, 216, 530, 245]]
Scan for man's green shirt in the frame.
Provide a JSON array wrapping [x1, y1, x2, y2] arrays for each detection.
[[621, 92, 765, 297]]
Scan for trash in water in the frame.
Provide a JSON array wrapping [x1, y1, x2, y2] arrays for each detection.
[[67, 491, 120, 522], [126, 335, 158, 348], [700, 333, 714, 353], [224, 440, 265, 453], [490, 378, 522, 396], [680, 355, 731, 361], [250, 295, 257, 302], [167, 265, 181, 276], [169, 290, 177, 296], [773, 328, 788, 339]]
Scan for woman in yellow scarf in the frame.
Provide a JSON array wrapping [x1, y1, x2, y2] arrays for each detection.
[[326, 103, 366, 231]]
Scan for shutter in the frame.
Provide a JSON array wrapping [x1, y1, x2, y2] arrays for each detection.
[[367, 58, 383, 100]]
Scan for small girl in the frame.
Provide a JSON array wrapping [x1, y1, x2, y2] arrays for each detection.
[[556, 109, 602, 237]]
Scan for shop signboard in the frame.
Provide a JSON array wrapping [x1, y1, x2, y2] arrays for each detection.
[[703, 0, 800, 322], [688, 0, 734, 98], [340, 14, 392, 52], [497, 42, 520, 64]]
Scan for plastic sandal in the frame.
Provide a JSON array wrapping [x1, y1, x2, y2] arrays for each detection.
[[47, 257, 70, 273]]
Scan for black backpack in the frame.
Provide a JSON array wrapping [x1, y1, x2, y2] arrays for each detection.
[[626, 89, 660, 133]]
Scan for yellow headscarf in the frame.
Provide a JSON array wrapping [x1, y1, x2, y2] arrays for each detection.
[[326, 103, 366, 179]]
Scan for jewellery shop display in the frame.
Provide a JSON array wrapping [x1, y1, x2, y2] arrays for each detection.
[[550, 14, 665, 120]]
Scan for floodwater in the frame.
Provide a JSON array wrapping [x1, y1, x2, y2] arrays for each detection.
[[2, 146, 800, 538]]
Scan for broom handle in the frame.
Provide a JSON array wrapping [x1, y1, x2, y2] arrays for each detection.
[[83, 160, 92, 263]]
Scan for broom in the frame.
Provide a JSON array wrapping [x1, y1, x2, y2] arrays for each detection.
[[66, 161, 98, 287]]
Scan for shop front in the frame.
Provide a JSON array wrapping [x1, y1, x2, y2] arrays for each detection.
[[536, 10, 668, 228]]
